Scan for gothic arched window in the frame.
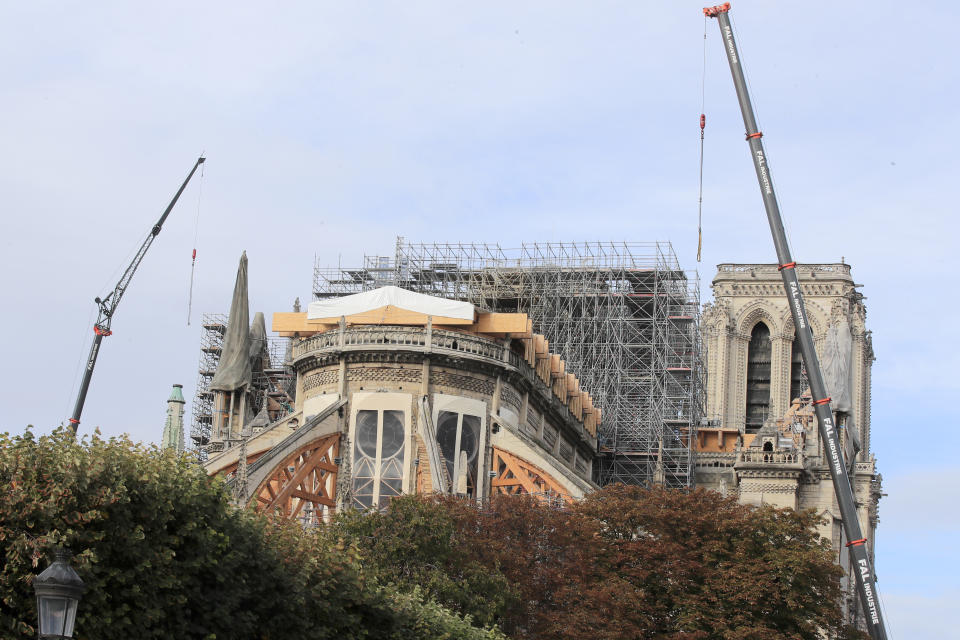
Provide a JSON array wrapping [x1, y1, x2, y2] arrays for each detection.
[[745, 322, 772, 433], [436, 410, 481, 498], [789, 334, 805, 405], [352, 409, 406, 509]]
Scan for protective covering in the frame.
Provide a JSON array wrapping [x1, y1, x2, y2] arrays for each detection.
[[821, 316, 853, 413], [307, 285, 474, 322], [249, 311, 270, 373], [842, 414, 861, 473], [823, 314, 861, 468], [210, 252, 252, 392]]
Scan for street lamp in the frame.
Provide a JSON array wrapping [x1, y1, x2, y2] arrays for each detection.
[[33, 547, 85, 639]]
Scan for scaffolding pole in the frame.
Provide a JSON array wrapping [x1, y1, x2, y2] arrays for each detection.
[[190, 313, 295, 459], [314, 239, 703, 488]]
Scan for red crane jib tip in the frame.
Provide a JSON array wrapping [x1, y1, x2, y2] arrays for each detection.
[[703, 3, 731, 17]]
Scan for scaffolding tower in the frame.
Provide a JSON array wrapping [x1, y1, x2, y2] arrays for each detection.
[[190, 313, 225, 454], [190, 314, 296, 458], [313, 238, 703, 488]]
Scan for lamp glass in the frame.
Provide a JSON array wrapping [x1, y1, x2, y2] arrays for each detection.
[[37, 594, 78, 638]]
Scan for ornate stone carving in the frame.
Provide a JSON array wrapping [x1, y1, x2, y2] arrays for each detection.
[[703, 263, 880, 615]]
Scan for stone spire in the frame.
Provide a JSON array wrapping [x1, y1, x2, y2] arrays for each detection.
[[162, 384, 186, 454]]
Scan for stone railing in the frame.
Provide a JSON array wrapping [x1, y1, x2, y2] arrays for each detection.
[[716, 263, 851, 277], [854, 461, 875, 474], [292, 325, 597, 442], [737, 449, 804, 466], [695, 451, 736, 468], [292, 325, 506, 363], [430, 328, 505, 361]]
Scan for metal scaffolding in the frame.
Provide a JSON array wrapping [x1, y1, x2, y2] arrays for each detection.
[[190, 313, 295, 458], [314, 238, 703, 488], [190, 313, 225, 454]]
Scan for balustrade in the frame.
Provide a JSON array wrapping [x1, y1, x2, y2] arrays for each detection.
[[293, 325, 503, 361], [717, 263, 851, 276], [291, 325, 596, 439], [737, 449, 803, 466]]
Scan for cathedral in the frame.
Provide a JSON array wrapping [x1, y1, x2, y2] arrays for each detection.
[[695, 262, 882, 627], [178, 254, 883, 630], [198, 254, 599, 524]]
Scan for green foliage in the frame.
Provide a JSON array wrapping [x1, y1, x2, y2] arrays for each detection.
[[381, 587, 507, 640], [0, 427, 863, 640], [0, 428, 502, 640], [329, 495, 516, 627]]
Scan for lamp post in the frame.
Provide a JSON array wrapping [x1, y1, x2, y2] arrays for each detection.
[[33, 548, 85, 639]]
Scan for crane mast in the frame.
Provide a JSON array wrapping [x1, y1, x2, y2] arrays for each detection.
[[703, 5, 888, 638], [67, 156, 206, 435]]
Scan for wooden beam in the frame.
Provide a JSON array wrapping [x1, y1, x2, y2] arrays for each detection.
[[474, 312, 529, 334], [265, 441, 334, 514], [275, 310, 533, 336], [272, 312, 334, 337], [491, 447, 571, 504], [550, 354, 563, 375], [290, 489, 336, 508], [273, 311, 307, 333], [534, 334, 549, 359]]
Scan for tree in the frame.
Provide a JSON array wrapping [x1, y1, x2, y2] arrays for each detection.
[[0, 428, 503, 640], [573, 485, 863, 640], [330, 495, 517, 627], [335, 489, 866, 640]]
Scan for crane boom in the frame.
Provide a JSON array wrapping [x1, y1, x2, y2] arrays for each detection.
[[67, 156, 206, 435], [703, 5, 888, 638]]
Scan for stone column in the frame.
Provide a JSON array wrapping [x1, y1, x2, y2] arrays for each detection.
[[729, 332, 750, 431], [771, 333, 792, 419]]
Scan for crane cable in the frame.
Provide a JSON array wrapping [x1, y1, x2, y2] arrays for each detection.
[[697, 16, 708, 263], [187, 156, 205, 325]]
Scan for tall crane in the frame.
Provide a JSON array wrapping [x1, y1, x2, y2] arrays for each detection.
[[703, 5, 888, 638], [67, 156, 206, 435]]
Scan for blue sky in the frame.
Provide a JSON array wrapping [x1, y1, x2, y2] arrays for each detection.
[[1, 1, 956, 636]]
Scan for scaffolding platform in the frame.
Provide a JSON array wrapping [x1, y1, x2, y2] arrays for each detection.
[[313, 238, 703, 488]]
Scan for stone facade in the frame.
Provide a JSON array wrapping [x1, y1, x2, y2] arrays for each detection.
[[206, 322, 599, 519], [696, 263, 882, 629]]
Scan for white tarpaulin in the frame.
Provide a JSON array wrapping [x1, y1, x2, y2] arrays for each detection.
[[307, 286, 474, 322], [822, 316, 853, 413]]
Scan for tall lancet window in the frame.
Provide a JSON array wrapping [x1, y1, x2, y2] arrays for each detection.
[[436, 411, 481, 498], [789, 335, 805, 405], [745, 322, 772, 433], [352, 409, 406, 509]]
